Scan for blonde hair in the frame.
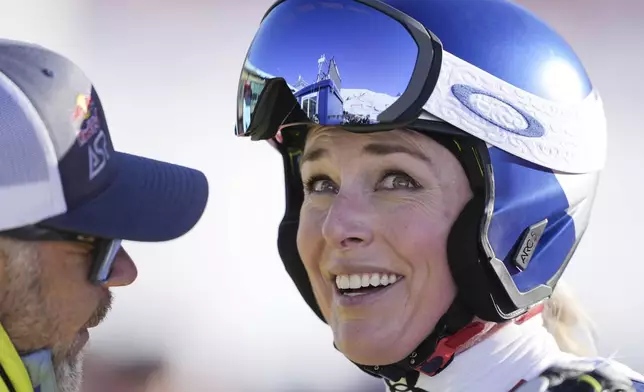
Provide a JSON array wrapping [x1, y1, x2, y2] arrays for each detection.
[[542, 280, 598, 357]]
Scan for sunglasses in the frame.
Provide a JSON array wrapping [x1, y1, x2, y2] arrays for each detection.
[[0, 225, 121, 285]]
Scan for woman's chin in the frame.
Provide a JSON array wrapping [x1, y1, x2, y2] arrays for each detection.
[[334, 330, 417, 366], [340, 345, 413, 367], [331, 317, 431, 366]]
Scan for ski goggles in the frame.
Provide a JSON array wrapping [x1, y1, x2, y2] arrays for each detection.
[[234, 0, 607, 174], [0, 224, 121, 285], [234, 0, 444, 140]]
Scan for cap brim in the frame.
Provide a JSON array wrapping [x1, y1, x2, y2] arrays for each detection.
[[42, 152, 209, 242]]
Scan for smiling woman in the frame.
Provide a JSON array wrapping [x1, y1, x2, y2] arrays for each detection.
[[234, 0, 644, 391]]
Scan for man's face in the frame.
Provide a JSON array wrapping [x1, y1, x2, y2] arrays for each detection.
[[0, 237, 137, 392]]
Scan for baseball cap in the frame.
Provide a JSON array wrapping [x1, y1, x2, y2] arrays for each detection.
[[0, 39, 209, 241]]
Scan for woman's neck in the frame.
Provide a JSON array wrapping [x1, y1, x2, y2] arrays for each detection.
[[385, 315, 574, 392]]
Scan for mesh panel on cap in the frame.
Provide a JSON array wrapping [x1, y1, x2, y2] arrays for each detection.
[[0, 69, 67, 230], [0, 72, 49, 185]]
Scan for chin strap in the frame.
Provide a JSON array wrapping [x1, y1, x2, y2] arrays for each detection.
[[415, 320, 488, 376]]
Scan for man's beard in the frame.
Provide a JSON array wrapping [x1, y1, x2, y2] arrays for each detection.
[[52, 293, 112, 392], [54, 351, 84, 392]]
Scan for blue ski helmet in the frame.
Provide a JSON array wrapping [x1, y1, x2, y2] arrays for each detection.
[[234, 0, 605, 378]]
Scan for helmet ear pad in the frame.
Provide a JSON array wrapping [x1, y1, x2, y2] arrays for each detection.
[[445, 192, 501, 322], [277, 139, 326, 323], [425, 133, 516, 323], [277, 216, 326, 323]]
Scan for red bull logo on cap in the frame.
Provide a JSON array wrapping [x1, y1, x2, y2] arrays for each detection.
[[73, 93, 102, 147], [73, 94, 91, 121]]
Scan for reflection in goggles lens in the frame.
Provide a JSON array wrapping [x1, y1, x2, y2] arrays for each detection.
[[237, 0, 419, 135]]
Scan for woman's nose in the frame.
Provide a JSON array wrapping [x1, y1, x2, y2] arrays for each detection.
[[322, 193, 374, 250], [104, 247, 138, 287]]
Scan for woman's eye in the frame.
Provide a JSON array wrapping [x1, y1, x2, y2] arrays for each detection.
[[304, 176, 338, 194], [379, 172, 420, 190], [303, 172, 419, 193]]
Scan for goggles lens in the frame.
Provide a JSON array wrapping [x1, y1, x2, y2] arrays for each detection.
[[236, 0, 422, 138]]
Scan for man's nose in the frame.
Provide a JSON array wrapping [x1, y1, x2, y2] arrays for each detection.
[[104, 247, 138, 287]]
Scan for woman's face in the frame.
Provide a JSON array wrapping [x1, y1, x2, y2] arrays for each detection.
[[297, 126, 472, 366]]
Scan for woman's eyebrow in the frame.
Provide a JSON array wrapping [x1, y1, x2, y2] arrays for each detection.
[[362, 142, 431, 163], [300, 142, 431, 165]]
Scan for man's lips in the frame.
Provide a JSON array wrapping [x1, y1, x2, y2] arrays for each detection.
[[84, 289, 113, 329]]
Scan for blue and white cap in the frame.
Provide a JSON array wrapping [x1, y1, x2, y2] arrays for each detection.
[[0, 39, 209, 241]]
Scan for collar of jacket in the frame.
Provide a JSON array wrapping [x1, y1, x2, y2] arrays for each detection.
[[0, 323, 57, 392]]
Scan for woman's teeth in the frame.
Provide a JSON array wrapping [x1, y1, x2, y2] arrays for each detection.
[[335, 272, 400, 292]]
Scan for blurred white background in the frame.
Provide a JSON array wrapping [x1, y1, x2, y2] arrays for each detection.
[[0, 0, 642, 391]]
